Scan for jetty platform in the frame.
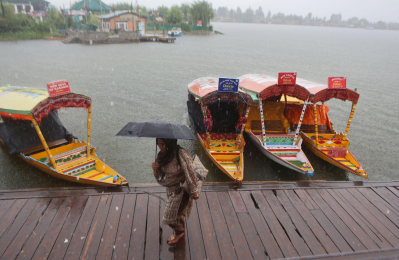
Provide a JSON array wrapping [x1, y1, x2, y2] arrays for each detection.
[[140, 35, 176, 43], [1, 181, 399, 259]]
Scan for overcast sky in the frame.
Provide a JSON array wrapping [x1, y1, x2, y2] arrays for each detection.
[[54, 0, 399, 23]]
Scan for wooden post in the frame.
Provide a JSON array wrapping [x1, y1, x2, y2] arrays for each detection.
[[344, 103, 357, 140], [87, 103, 92, 157], [258, 95, 266, 147], [200, 102, 211, 148], [293, 100, 307, 145], [29, 114, 57, 169], [236, 105, 250, 149], [313, 102, 319, 148]]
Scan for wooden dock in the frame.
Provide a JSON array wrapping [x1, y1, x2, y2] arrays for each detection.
[[140, 35, 176, 43], [1, 181, 399, 259]]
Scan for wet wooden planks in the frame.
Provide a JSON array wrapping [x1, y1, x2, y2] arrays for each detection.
[[0, 183, 399, 259]]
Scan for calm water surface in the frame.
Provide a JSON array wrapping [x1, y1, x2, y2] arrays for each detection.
[[0, 22, 398, 189]]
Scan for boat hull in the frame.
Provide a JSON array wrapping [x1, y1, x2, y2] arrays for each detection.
[[168, 32, 181, 37], [197, 133, 244, 183], [300, 132, 367, 178], [4, 139, 129, 186], [247, 131, 313, 175]]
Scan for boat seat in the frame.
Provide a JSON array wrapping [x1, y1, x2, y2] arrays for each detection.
[[251, 120, 286, 133], [20, 138, 69, 156], [38, 145, 94, 168]]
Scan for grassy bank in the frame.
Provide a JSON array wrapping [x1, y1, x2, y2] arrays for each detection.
[[0, 32, 66, 41]]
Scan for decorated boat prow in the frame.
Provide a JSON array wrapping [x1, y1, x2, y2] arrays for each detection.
[[187, 77, 253, 183], [0, 83, 128, 186]]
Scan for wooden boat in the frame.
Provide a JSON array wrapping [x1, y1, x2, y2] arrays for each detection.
[[187, 77, 253, 183], [288, 78, 367, 178], [238, 74, 314, 175], [0, 86, 128, 186]]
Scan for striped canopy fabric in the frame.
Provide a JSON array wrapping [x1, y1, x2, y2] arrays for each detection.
[[295, 78, 359, 103], [239, 74, 310, 101], [0, 86, 91, 122], [188, 77, 252, 106]]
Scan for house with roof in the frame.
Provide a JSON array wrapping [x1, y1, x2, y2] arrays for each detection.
[[70, 0, 111, 15], [4, 0, 49, 14], [99, 11, 146, 35]]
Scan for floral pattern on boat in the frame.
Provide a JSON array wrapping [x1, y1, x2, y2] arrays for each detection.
[[199, 133, 238, 141], [32, 93, 91, 123]]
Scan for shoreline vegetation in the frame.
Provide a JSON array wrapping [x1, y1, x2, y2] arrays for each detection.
[[214, 7, 399, 31], [0, 0, 215, 41]]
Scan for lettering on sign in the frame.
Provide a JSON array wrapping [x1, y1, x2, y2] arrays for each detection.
[[47, 79, 71, 97], [328, 77, 346, 89], [278, 72, 297, 85], [218, 78, 239, 93]]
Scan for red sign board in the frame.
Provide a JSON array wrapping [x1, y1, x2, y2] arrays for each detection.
[[278, 72, 297, 85], [328, 77, 346, 89], [197, 20, 202, 27], [47, 79, 71, 97]]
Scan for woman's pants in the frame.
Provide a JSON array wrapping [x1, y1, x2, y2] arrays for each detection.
[[168, 191, 189, 235]]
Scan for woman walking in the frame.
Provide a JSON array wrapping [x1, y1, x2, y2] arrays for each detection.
[[151, 138, 199, 246]]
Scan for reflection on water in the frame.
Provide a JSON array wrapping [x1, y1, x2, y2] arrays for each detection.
[[0, 22, 398, 189]]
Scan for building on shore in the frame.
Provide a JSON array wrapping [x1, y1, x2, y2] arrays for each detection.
[[99, 11, 146, 35], [70, 0, 111, 16], [4, 0, 49, 14]]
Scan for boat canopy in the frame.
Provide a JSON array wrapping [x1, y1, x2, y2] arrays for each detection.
[[239, 74, 310, 101], [0, 86, 91, 122], [296, 78, 359, 103], [188, 77, 252, 106]]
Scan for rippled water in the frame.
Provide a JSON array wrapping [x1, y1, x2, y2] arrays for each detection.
[[1, 22, 398, 189]]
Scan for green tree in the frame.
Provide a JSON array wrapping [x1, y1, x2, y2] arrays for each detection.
[[236, 7, 242, 22], [157, 5, 168, 18], [166, 5, 183, 25], [0, 1, 13, 17], [243, 7, 254, 23], [189, 1, 213, 27], [47, 7, 65, 27], [180, 3, 190, 22], [114, 2, 130, 11], [255, 6, 264, 20], [266, 10, 271, 20], [88, 14, 100, 26]]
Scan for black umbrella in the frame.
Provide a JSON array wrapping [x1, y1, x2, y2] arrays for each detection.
[[116, 120, 197, 157]]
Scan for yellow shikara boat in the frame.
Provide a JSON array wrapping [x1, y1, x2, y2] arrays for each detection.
[[288, 78, 367, 178], [238, 74, 314, 175], [0, 86, 128, 186], [187, 77, 253, 183]]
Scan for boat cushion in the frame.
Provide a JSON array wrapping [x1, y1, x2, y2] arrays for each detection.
[[246, 102, 290, 133], [285, 103, 333, 132]]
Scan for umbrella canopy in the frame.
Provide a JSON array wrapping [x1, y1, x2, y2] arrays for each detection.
[[116, 120, 196, 140]]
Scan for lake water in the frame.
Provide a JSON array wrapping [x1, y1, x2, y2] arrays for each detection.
[[1, 22, 398, 189]]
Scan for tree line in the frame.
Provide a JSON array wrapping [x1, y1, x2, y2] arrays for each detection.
[[214, 6, 399, 30], [112, 1, 214, 30]]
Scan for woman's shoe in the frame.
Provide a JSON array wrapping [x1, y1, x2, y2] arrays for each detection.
[[167, 234, 175, 242], [167, 232, 185, 246]]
